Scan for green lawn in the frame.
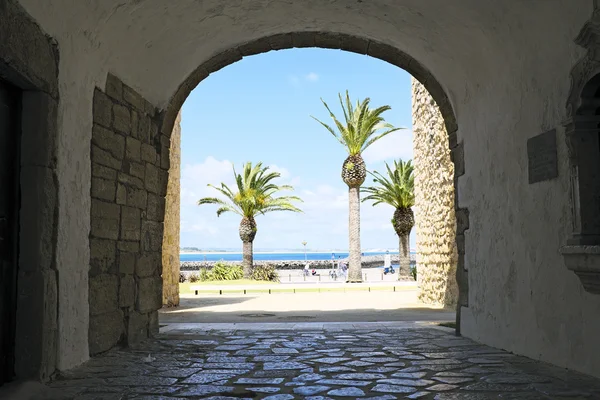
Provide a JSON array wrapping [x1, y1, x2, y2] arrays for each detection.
[[180, 280, 277, 293]]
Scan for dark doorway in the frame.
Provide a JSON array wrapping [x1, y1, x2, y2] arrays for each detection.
[[0, 79, 20, 385]]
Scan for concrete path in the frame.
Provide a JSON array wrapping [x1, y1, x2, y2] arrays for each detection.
[[160, 291, 455, 324], [38, 323, 600, 399]]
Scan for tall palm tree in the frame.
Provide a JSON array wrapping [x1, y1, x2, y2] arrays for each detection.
[[362, 159, 415, 279], [312, 91, 402, 282], [198, 162, 303, 278]]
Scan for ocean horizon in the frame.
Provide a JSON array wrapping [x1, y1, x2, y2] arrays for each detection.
[[180, 251, 416, 262]]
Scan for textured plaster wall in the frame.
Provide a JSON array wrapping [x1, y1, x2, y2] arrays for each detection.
[[15, 0, 600, 377], [412, 79, 458, 307], [162, 112, 181, 307]]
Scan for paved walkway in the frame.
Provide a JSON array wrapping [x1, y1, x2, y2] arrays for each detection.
[[34, 322, 600, 399]]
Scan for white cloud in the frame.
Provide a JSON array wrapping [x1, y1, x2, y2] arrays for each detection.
[[362, 129, 413, 164], [305, 72, 319, 82]]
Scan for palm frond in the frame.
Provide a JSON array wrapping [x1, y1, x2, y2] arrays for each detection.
[[361, 159, 415, 209], [313, 91, 405, 156]]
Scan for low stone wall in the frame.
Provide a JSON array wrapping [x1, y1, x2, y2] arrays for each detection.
[[181, 254, 416, 271]]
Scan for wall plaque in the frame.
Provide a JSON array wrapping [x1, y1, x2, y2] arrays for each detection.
[[527, 129, 558, 184]]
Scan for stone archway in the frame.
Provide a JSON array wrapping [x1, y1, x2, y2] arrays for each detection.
[[158, 32, 468, 321], [87, 32, 469, 356]]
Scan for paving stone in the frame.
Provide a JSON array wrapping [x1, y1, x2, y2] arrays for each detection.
[[372, 383, 418, 393], [360, 357, 398, 363], [333, 373, 386, 380], [150, 368, 201, 378], [327, 387, 365, 397], [294, 373, 325, 381], [427, 383, 459, 391], [176, 385, 235, 396], [345, 360, 373, 367], [316, 379, 371, 387], [392, 371, 428, 379], [263, 395, 294, 400], [203, 362, 255, 370], [378, 378, 435, 387], [315, 357, 350, 364], [182, 373, 240, 384], [264, 361, 309, 370], [319, 366, 355, 372], [483, 373, 551, 384], [293, 385, 331, 395], [407, 392, 430, 399], [246, 386, 281, 393], [272, 347, 299, 354], [365, 367, 398, 373], [235, 378, 285, 384]]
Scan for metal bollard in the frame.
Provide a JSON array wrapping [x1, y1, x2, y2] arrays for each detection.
[[289, 274, 291, 282]]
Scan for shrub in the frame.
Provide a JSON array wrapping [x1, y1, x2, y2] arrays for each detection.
[[189, 272, 200, 283], [199, 262, 243, 281], [251, 264, 279, 282]]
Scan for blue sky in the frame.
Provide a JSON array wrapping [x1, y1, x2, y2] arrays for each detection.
[[180, 48, 415, 251]]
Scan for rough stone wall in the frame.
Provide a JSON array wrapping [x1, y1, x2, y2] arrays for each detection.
[[412, 78, 459, 307], [162, 112, 181, 307], [89, 74, 168, 355]]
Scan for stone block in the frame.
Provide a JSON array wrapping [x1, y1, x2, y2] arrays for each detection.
[[118, 240, 139, 253], [149, 120, 160, 143], [158, 169, 169, 197], [20, 92, 57, 168], [129, 161, 145, 180], [120, 206, 141, 241], [119, 275, 135, 308], [141, 220, 163, 252], [93, 89, 112, 127], [136, 252, 159, 277], [136, 114, 150, 140], [238, 38, 271, 56], [160, 145, 170, 170], [91, 177, 116, 201], [18, 166, 56, 272], [367, 41, 412, 68], [92, 163, 118, 181], [127, 186, 148, 209], [89, 310, 124, 355], [451, 143, 465, 177], [291, 32, 316, 48], [126, 136, 141, 161], [127, 311, 148, 344], [118, 172, 144, 189], [116, 183, 127, 205], [92, 144, 122, 170], [148, 311, 159, 336], [145, 163, 160, 194], [314, 32, 342, 49], [92, 124, 125, 160], [340, 35, 369, 54], [123, 85, 145, 112], [105, 73, 123, 101], [137, 276, 163, 313], [89, 274, 119, 316], [119, 251, 136, 275], [90, 199, 121, 240], [268, 33, 293, 50], [141, 143, 157, 164], [131, 110, 139, 137], [90, 238, 117, 274], [113, 103, 131, 133], [203, 49, 242, 74], [146, 193, 165, 221]]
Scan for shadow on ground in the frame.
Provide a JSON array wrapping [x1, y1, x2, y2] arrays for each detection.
[[159, 293, 455, 324]]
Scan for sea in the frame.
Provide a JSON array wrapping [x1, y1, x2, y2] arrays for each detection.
[[180, 251, 415, 262]]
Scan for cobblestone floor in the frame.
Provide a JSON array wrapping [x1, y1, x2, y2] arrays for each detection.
[[48, 324, 600, 399]]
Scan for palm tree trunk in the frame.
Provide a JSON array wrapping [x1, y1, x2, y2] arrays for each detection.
[[399, 234, 410, 279], [242, 241, 253, 278], [347, 187, 362, 282]]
